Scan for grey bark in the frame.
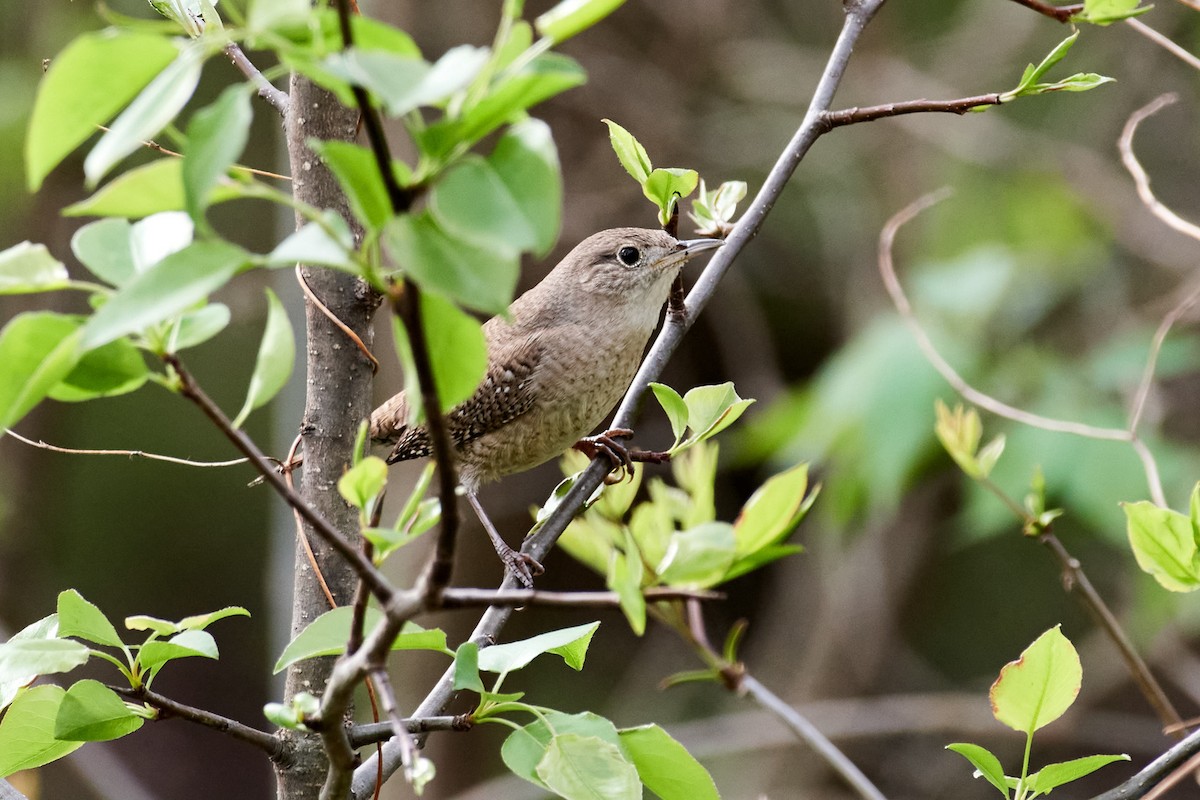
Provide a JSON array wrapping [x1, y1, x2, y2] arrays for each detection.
[[276, 75, 375, 800]]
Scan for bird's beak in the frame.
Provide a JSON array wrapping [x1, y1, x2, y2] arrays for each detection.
[[658, 237, 724, 270]]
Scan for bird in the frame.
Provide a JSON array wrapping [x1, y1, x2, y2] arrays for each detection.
[[370, 227, 723, 585]]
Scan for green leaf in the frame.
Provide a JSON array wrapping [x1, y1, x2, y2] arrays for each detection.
[[27, 30, 179, 191], [0, 242, 69, 295], [248, 0, 311, 31], [602, 119, 651, 184], [536, 0, 628, 43], [1123, 500, 1200, 592], [54, 679, 144, 742], [172, 303, 231, 350], [430, 157, 542, 255], [502, 711, 623, 790], [174, 606, 250, 632], [618, 724, 719, 800], [267, 211, 358, 273], [0, 686, 83, 777], [485, 118, 561, 257], [733, 463, 815, 556], [183, 85, 252, 223], [391, 292, 488, 414], [309, 140, 393, 233], [384, 211, 519, 315], [945, 743, 1010, 798], [137, 629, 218, 671], [683, 383, 754, 444], [650, 382, 689, 447], [1076, 0, 1152, 24], [1029, 754, 1130, 793], [231, 289, 296, 428], [453, 642, 485, 693], [71, 218, 135, 286], [0, 314, 83, 430], [319, 50, 431, 114], [124, 616, 179, 636], [477, 622, 600, 674], [0, 639, 90, 690], [989, 626, 1081, 734], [538, 733, 641, 800], [49, 337, 149, 402], [1024, 32, 1079, 90], [82, 240, 248, 350], [57, 590, 124, 649], [643, 168, 699, 226], [338, 456, 389, 512], [273, 607, 449, 673], [722, 544, 805, 582], [656, 522, 737, 589], [85, 43, 206, 186], [607, 529, 646, 635]]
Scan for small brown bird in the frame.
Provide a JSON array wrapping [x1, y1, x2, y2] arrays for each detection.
[[370, 227, 722, 584]]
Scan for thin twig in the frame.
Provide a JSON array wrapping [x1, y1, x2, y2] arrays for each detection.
[[223, 42, 290, 117], [1090, 726, 1200, 800], [1128, 282, 1200, 434], [1124, 18, 1200, 72], [438, 587, 724, 609], [369, 668, 418, 785], [164, 355, 394, 601], [295, 265, 380, 373], [1118, 94, 1200, 243], [353, 0, 890, 795], [3, 428, 249, 468], [348, 716, 469, 748], [822, 94, 1003, 129], [879, 190, 1134, 442], [1007, 0, 1084, 21], [120, 686, 283, 758], [95, 123, 291, 182]]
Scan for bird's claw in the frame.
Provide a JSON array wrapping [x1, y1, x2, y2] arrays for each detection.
[[575, 428, 672, 483], [500, 548, 544, 589]]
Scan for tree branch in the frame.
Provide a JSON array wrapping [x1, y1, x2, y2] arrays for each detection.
[[1007, 0, 1084, 22], [1090, 726, 1200, 800], [223, 43, 290, 117], [351, 0, 889, 794], [120, 686, 283, 758], [163, 355, 395, 602], [822, 94, 1002, 129], [348, 716, 469, 749], [438, 587, 724, 609]]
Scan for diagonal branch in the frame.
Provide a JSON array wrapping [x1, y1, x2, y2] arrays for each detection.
[[822, 94, 1002, 129], [351, 0, 890, 795], [223, 43, 290, 117]]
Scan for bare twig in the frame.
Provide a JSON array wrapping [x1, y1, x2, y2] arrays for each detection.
[[353, 0, 890, 795], [1124, 18, 1200, 72], [120, 686, 283, 758], [347, 716, 469, 748], [822, 94, 1003, 129], [94, 123, 291, 182], [1119, 95, 1200, 243], [223, 42, 290, 117], [438, 586, 724, 609], [164, 355, 394, 601], [1090, 726, 1200, 800], [295, 265, 380, 373], [1007, 0, 1084, 21], [3, 428, 249, 468]]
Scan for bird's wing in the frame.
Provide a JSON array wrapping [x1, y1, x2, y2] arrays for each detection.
[[372, 327, 543, 464]]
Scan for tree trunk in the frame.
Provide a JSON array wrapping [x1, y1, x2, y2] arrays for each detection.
[[276, 75, 375, 800]]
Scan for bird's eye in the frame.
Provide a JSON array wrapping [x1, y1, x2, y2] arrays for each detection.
[[617, 246, 641, 267]]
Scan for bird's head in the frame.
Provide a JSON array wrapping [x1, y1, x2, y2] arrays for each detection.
[[563, 227, 722, 301]]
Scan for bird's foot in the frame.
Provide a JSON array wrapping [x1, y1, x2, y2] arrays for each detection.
[[498, 545, 545, 589], [575, 428, 672, 484]]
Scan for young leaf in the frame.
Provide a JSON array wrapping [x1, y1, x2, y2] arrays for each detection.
[[453, 642, 485, 693], [273, 607, 449, 673], [267, 211, 358, 273], [71, 218, 136, 287], [0, 242, 69, 295], [85, 43, 206, 186], [535, 0, 627, 43], [607, 529, 646, 635], [1028, 753, 1130, 793], [130, 211, 195, 273], [682, 383, 754, 445], [502, 711, 623, 789], [54, 679, 144, 742], [945, 743, 1010, 798], [183, 85, 252, 223], [232, 288, 296, 428], [733, 462, 815, 556], [57, 591, 124, 651], [1122, 500, 1200, 592], [309, 140, 395, 233], [989, 626, 1082, 734], [0, 314, 83, 431], [248, 0, 311, 31], [0, 685, 83, 777], [430, 158, 543, 255], [618, 724, 719, 800], [650, 382, 688, 448], [81, 241, 248, 350], [602, 119, 652, 184], [643, 167, 699, 226], [489, 118, 561, 257], [338, 456, 389, 512], [176, 606, 251, 632], [537, 733, 641, 800], [1075, 0, 1152, 24], [138, 629, 219, 672], [0, 639, 91, 690], [656, 522, 737, 589], [173, 303, 232, 350], [27, 30, 179, 191], [477, 622, 600, 674]]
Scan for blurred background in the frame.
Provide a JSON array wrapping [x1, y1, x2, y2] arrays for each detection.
[[2, 0, 1200, 797]]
